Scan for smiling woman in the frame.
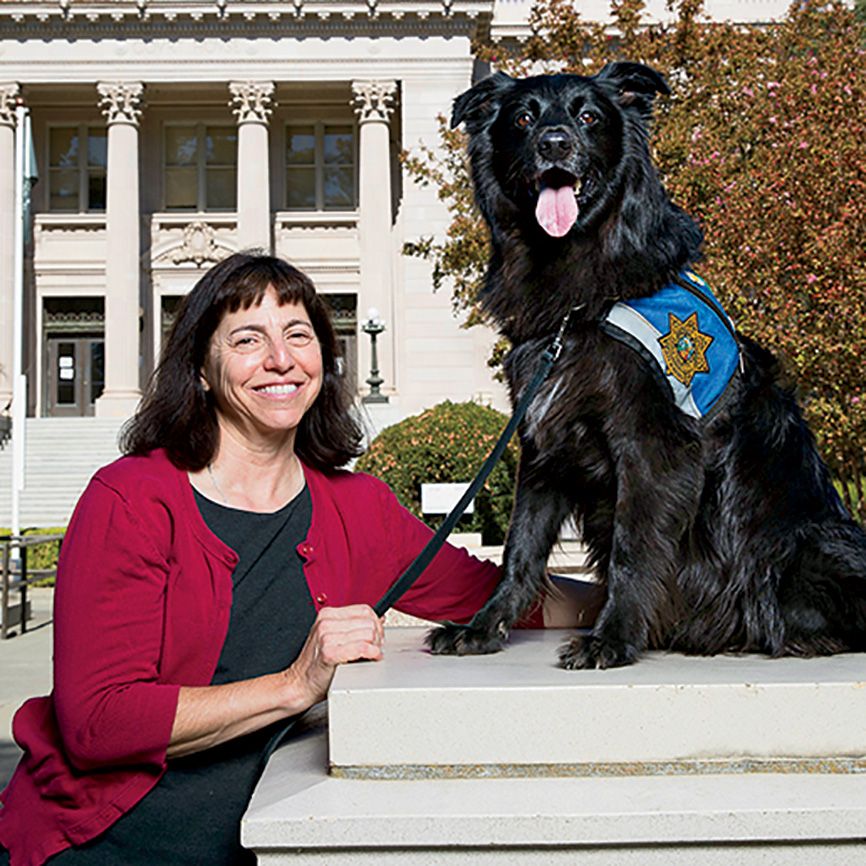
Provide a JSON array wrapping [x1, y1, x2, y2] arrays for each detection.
[[196, 291, 325, 511], [0, 252, 517, 866]]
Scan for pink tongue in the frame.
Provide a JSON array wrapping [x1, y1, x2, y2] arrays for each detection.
[[535, 185, 578, 238]]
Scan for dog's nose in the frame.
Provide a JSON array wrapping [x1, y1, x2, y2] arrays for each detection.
[[537, 129, 573, 161]]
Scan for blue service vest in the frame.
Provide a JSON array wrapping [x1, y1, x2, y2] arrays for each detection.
[[600, 271, 742, 420]]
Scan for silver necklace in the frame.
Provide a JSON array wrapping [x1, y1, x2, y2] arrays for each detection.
[[207, 463, 230, 505]]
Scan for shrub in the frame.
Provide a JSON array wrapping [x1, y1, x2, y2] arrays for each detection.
[[0, 527, 66, 586], [355, 401, 519, 544]]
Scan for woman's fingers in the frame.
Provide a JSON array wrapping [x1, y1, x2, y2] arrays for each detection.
[[314, 605, 384, 655], [286, 604, 386, 708], [314, 625, 383, 665]]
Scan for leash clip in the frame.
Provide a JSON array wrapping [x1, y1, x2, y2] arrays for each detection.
[[548, 304, 584, 364]]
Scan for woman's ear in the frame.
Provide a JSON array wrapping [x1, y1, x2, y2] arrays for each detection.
[[199, 370, 211, 392]]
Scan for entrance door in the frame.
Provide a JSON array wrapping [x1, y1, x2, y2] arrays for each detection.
[[44, 335, 105, 417]]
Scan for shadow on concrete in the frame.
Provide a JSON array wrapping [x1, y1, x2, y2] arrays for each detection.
[[1, 618, 53, 639], [0, 740, 21, 788]]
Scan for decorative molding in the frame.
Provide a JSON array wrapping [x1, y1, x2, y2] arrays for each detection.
[[0, 1, 494, 30], [0, 83, 20, 127], [351, 80, 398, 124], [34, 215, 108, 240], [170, 221, 225, 267], [97, 81, 144, 125], [229, 80, 276, 124]]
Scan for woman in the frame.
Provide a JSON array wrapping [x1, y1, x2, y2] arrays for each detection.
[[0, 253, 527, 865]]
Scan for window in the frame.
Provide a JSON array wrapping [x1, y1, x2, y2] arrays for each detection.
[[286, 123, 357, 211], [164, 124, 237, 211], [48, 126, 107, 212], [322, 293, 358, 391]]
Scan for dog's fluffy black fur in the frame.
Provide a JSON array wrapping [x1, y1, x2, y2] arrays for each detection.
[[427, 63, 866, 668]]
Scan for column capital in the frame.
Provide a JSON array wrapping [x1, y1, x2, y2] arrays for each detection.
[[98, 81, 144, 126], [0, 83, 21, 128], [229, 81, 276, 125], [352, 80, 398, 124]]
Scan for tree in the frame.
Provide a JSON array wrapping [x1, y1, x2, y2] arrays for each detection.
[[403, 0, 866, 521]]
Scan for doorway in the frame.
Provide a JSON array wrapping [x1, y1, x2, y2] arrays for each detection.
[[42, 298, 105, 417], [44, 335, 105, 417]]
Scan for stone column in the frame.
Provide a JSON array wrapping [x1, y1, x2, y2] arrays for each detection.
[[95, 81, 144, 418], [352, 80, 397, 398], [230, 81, 275, 252], [0, 84, 19, 412]]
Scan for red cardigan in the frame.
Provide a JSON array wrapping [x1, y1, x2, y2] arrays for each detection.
[[0, 449, 522, 866]]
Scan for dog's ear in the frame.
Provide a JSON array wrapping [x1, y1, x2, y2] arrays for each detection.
[[451, 72, 514, 130], [594, 62, 670, 108]]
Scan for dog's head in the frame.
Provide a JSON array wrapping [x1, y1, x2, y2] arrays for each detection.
[[452, 63, 669, 240]]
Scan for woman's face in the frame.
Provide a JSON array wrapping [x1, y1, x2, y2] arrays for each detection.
[[201, 286, 324, 447]]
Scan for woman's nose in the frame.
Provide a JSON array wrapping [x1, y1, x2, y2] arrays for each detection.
[[263, 338, 295, 370]]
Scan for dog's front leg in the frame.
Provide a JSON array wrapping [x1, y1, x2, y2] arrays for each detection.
[[427, 461, 571, 656], [558, 441, 701, 669]]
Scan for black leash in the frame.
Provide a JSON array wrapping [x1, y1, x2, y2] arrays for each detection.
[[374, 308, 578, 617]]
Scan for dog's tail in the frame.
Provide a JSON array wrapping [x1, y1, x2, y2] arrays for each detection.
[[779, 521, 866, 655]]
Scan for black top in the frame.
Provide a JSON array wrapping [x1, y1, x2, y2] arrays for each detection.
[[46, 486, 315, 866]]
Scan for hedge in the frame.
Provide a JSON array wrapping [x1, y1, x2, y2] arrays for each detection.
[[355, 400, 519, 545], [0, 527, 66, 586]]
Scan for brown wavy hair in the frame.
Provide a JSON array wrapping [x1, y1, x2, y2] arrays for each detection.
[[121, 251, 363, 471]]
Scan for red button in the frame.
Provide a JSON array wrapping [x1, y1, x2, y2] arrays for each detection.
[[300, 543, 314, 556], [315, 593, 328, 605]]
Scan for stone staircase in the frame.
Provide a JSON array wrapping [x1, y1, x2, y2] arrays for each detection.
[[0, 418, 124, 528]]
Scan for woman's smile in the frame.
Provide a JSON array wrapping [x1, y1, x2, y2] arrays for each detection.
[[253, 381, 302, 397]]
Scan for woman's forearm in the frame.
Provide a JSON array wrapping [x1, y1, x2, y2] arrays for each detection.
[[167, 604, 383, 759], [167, 669, 310, 759]]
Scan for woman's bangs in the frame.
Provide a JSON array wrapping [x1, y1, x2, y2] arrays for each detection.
[[221, 261, 314, 314]]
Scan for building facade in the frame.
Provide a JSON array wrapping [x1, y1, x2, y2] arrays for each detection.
[[1, 0, 514, 432]]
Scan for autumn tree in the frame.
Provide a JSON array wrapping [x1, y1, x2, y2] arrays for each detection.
[[403, 0, 866, 521]]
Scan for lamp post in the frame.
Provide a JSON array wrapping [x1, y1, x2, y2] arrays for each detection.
[[361, 308, 388, 404]]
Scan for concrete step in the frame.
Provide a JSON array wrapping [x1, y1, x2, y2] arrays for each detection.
[[0, 417, 124, 526], [242, 629, 866, 864]]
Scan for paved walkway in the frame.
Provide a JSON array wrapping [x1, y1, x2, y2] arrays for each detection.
[[0, 587, 53, 787]]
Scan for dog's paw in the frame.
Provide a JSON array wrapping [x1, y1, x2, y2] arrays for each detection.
[[557, 634, 640, 670], [426, 621, 507, 656]]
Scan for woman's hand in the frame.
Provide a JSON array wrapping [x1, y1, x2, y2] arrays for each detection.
[[168, 604, 383, 759], [284, 605, 384, 708]]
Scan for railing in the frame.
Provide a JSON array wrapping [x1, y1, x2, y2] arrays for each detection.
[[0, 533, 64, 640]]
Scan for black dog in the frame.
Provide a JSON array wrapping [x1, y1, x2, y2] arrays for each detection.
[[427, 63, 866, 668]]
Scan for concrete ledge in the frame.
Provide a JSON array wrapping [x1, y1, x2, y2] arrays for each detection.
[[328, 629, 866, 769], [244, 718, 866, 864]]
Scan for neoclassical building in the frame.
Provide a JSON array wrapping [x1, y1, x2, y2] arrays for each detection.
[[0, 0, 790, 524], [0, 0, 513, 428]]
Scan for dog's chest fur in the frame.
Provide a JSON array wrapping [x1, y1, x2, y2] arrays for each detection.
[[511, 327, 664, 461]]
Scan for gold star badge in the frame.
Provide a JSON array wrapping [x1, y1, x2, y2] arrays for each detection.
[[658, 312, 713, 387]]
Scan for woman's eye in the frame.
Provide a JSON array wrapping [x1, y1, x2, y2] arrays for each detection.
[[286, 330, 315, 348], [579, 111, 598, 126], [514, 111, 535, 130], [232, 335, 259, 348]]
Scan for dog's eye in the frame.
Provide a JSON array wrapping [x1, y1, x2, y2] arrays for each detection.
[[514, 111, 535, 130], [579, 111, 598, 126]]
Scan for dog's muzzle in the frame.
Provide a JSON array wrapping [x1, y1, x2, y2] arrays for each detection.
[[537, 129, 574, 162]]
